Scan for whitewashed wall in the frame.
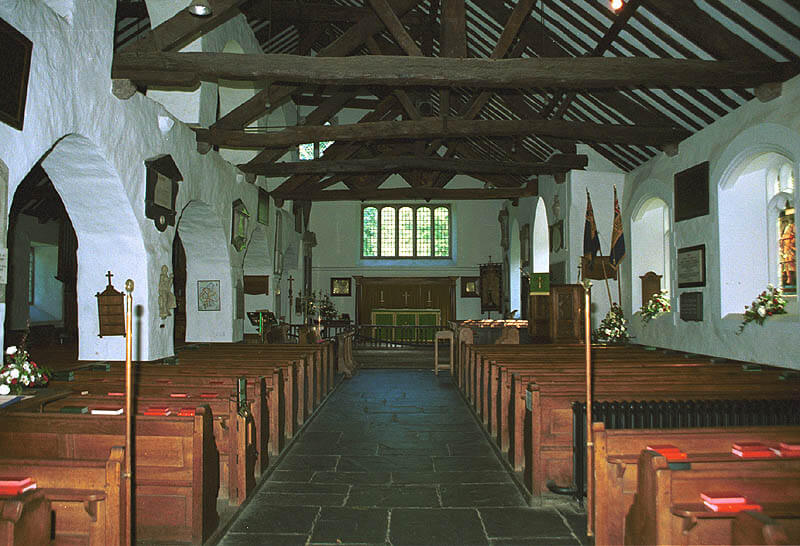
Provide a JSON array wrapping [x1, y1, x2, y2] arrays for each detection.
[[0, 1, 291, 360], [308, 183, 503, 323], [623, 75, 800, 369]]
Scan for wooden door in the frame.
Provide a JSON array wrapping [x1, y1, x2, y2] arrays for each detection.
[[550, 284, 585, 343]]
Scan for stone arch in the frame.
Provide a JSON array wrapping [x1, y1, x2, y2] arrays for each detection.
[[630, 196, 671, 309], [509, 216, 521, 318], [176, 200, 235, 342], [532, 197, 549, 274], [36, 134, 149, 360]]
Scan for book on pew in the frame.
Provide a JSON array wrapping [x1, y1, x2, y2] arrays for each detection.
[[200, 393, 218, 399], [732, 441, 768, 452], [143, 407, 171, 416], [779, 441, 800, 450], [90, 406, 123, 415], [731, 448, 776, 458], [770, 446, 800, 458], [170, 393, 189, 398], [646, 444, 688, 460], [700, 492, 746, 504], [703, 500, 762, 513], [177, 408, 196, 417], [0, 477, 37, 496], [59, 405, 88, 414], [107, 392, 125, 397]]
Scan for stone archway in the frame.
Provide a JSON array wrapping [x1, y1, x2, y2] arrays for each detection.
[[38, 134, 149, 360], [176, 200, 235, 342]]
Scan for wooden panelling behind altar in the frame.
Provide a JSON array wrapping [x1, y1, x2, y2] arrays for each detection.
[[354, 276, 456, 326]]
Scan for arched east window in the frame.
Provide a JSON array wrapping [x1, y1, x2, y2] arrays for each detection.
[[361, 204, 451, 258]]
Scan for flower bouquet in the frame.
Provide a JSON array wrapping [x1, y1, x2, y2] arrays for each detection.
[[640, 290, 671, 324], [736, 284, 787, 335], [593, 304, 630, 345], [1, 345, 51, 395]]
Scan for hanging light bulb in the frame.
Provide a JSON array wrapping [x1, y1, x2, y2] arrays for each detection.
[[610, 0, 623, 11], [188, 0, 213, 16]]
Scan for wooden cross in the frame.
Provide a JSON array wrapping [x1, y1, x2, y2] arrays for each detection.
[[402, 291, 411, 306], [106, 271, 113, 286], [536, 276, 544, 289], [287, 275, 294, 296]]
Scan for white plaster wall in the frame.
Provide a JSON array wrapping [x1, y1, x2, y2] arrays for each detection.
[[567, 162, 626, 327], [0, 1, 278, 359], [309, 195, 502, 322], [624, 75, 800, 369]]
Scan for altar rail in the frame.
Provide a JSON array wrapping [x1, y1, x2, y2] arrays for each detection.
[[354, 324, 439, 347]]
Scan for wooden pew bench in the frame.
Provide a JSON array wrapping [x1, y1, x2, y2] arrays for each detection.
[[0, 447, 125, 545], [732, 509, 800, 545], [624, 449, 800, 545], [42, 389, 255, 505], [592, 423, 800, 546], [0, 409, 218, 544], [0, 490, 50, 545]]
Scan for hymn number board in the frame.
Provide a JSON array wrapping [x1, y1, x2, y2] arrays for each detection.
[[145, 155, 182, 231]]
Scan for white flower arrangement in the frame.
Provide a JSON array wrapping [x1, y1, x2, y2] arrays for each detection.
[[736, 284, 787, 335], [593, 304, 630, 345], [639, 290, 671, 325], [1, 344, 50, 395]]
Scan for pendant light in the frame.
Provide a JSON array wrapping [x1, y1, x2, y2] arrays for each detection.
[[188, 0, 212, 16]]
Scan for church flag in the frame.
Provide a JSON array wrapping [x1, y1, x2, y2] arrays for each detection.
[[583, 190, 601, 264], [609, 185, 626, 269]]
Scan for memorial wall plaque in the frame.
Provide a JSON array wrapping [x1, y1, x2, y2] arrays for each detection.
[[674, 161, 709, 222], [679, 292, 703, 322], [677, 245, 706, 288]]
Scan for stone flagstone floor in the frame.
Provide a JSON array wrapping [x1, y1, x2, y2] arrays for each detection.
[[217, 370, 587, 545]]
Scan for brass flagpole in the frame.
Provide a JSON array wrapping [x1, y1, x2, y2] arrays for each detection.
[[124, 279, 134, 546], [582, 279, 594, 538]]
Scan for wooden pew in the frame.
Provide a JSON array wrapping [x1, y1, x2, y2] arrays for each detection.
[[0, 490, 51, 545], [0, 409, 218, 544], [624, 449, 800, 545], [592, 423, 800, 546], [732, 510, 800, 545], [42, 389, 255, 505], [0, 447, 125, 545]]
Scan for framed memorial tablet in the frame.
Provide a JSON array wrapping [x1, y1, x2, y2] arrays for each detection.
[[677, 245, 706, 288], [330, 277, 351, 297], [674, 162, 709, 222], [0, 18, 32, 131]]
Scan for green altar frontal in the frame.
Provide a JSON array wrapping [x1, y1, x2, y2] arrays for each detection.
[[370, 308, 441, 343]]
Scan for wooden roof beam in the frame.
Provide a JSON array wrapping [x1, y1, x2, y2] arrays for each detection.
[[113, 53, 799, 90], [242, 154, 587, 177], [278, 185, 538, 202], [195, 117, 689, 148]]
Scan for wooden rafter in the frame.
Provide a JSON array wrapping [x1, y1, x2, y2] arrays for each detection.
[[241, 154, 588, 176], [113, 52, 798, 90], [195, 117, 688, 148], [277, 185, 539, 202]]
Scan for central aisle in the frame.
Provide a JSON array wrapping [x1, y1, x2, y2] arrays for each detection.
[[218, 370, 586, 545]]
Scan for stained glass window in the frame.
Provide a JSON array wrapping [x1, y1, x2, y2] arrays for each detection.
[[434, 207, 450, 257], [416, 207, 432, 256], [398, 207, 414, 256], [361, 204, 450, 258], [380, 207, 396, 257], [363, 207, 378, 257]]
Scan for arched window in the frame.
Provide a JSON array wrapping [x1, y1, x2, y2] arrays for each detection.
[[631, 197, 671, 308], [719, 153, 797, 316], [361, 204, 451, 258]]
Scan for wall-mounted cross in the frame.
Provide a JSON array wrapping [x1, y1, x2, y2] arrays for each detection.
[[536, 276, 544, 289], [402, 291, 411, 306]]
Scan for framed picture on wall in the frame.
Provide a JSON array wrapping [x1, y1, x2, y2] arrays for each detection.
[[461, 276, 480, 298], [197, 280, 220, 311], [677, 244, 706, 288], [330, 277, 351, 296], [0, 18, 33, 131]]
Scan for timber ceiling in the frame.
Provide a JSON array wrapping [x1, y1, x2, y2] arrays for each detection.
[[112, 0, 800, 202]]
